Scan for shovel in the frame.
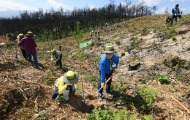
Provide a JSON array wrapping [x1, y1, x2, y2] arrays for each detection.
[[98, 70, 117, 93]]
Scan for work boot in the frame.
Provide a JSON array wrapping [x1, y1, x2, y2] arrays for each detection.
[[106, 93, 113, 99], [98, 93, 103, 102]]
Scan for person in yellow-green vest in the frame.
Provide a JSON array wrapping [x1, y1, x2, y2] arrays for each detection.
[[52, 71, 83, 100]]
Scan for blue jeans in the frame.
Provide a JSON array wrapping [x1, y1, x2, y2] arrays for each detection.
[[27, 52, 38, 67]]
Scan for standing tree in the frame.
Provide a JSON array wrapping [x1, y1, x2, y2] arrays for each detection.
[[152, 6, 158, 14]]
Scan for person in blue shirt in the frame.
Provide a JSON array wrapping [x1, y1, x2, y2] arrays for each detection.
[[98, 46, 119, 101], [170, 4, 181, 25]]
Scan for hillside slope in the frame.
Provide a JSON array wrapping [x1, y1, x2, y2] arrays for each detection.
[[0, 14, 190, 120]]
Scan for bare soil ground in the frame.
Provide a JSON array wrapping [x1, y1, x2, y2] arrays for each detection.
[[1, 15, 190, 120]]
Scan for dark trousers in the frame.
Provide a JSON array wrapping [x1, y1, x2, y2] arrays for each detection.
[[20, 49, 28, 60], [98, 71, 113, 94], [56, 54, 62, 68], [170, 14, 181, 25]]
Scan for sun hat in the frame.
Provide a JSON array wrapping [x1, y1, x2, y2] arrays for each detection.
[[63, 71, 79, 84], [104, 46, 114, 53]]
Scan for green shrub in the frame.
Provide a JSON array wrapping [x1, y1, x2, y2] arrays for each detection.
[[158, 74, 170, 84], [113, 109, 130, 120], [87, 107, 137, 120], [127, 113, 138, 120], [135, 86, 158, 112], [165, 26, 176, 39], [57, 95, 65, 104], [114, 85, 129, 93], [87, 107, 114, 120], [172, 36, 176, 41], [143, 115, 154, 120]]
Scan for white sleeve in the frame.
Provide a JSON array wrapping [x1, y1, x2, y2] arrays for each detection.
[[51, 55, 55, 61], [55, 51, 62, 62]]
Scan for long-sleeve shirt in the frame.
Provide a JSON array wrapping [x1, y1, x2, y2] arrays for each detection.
[[51, 50, 62, 62], [18, 36, 37, 54], [55, 76, 82, 94], [99, 54, 119, 83], [172, 7, 180, 15]]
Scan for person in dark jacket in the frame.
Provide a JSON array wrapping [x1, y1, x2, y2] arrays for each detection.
[[98, 45, 119, 101], [170, 4, 181, 25], [18, 31, 39, 68]]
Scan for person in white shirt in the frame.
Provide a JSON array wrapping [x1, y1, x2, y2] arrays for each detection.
[[16, 33, 28, 60], [51, 49, 62, 68]]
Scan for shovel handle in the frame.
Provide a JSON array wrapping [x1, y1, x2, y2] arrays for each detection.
[[97, 74, 113, 92]]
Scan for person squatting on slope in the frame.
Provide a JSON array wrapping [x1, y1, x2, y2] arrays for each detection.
[[18, 31, 39, 68], [50, 49, 62, 68], [98, 46, 119, 101], [16, 33, 28, 60], [52, 71, 83, 101], [170, 4, 182, 25]]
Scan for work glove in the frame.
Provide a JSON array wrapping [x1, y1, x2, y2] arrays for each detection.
[[101, 83, 105, 88]]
